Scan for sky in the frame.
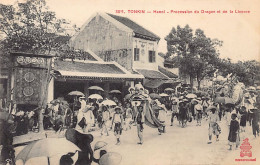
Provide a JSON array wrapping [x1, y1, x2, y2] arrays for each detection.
[[2, 0, 260, 62]]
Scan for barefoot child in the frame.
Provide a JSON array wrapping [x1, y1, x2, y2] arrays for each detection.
[[228, 113, 240, 150], [112, 107, 123, 145]]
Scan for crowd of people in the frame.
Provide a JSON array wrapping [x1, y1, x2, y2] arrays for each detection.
[[49, 84, 260, 149], [1, 83, 260, 165]]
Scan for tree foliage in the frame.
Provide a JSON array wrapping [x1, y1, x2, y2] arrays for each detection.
[[0, 0, 75, 54], [165, 25, 222, 89], [217, 59, 260, 86]]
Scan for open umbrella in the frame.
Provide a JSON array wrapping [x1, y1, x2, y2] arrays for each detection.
[[149, 93, 161, 99], [206, 106, 217, 112], [88, 86, 104, 91], [101, 100, 117, 106], [109, 90, 121, 94], [68, 91, 84, 96], [16, 138, 80, 165], [248, 86, 256, 91], [164, 88, 174, 91], [186, 93, 197, 99], [88, 94, 103, 100], [159, 93, 169, 97], [99, 152, 122, 165], [214, 97, 234, 105]]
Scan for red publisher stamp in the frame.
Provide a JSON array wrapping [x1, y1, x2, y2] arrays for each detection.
[[235, 138, 256, 162], [240, 138, 252, 157]]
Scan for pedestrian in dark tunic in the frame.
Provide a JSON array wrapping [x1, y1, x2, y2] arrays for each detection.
[[179, 101, 188, 128], [251, 109, 259, 138], [228, 113, 240, 150], [239, 106, 247, 132]]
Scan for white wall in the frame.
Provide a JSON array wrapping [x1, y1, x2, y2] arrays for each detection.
[[132, 37, 159, 70]]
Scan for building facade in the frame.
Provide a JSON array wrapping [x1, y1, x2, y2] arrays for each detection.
[[70, 12, 178, 90]]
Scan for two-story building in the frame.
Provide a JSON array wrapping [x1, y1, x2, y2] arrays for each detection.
[[70, 12, 178, 91]]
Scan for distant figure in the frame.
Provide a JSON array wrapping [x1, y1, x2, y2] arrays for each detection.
[[208, 107, 220, 144], [136, 105, 145, 145], [112, 107, 123, 145], [125, 103, 133, 131], [194, 100, 203, 126], [100, 106, 110, 136], [170, 100, 179, 126]]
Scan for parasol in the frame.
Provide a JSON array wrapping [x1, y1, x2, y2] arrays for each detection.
[[109, 90, 121, 94], [68, 91, 85, 96], [159, 93, 169, 97], [206, 106, 217, 112], [88, 86, 104, 91], [88, 94, 103, 100], [164, 88, 174, 91], [101, 100, 117, 106], [16, 138, 80, 165], [247, 86, 256, 91], [186, 93, 197, 99]]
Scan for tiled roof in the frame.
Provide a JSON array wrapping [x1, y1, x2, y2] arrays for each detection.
[[158, 66, 178, 78], [136, 69, 169, 79], [54, 60, 125, 74], [54, 60, 144, 80], [107, 13, 160, 41]]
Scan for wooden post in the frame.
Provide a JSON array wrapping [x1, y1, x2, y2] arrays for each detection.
[[38, 57, 52, 132]]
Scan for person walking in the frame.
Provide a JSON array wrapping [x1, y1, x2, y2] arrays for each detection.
[[208, 107, 220, 144], [158, 104, 167, 135], [125, 103, 133, 131], [194, 100, 203, 126], [179, 100, 188, 128], [239, 106, 247, 133], [136, 105, 145, 145], [170, 100, 179, 126], [112, 107, 123, 145], [228, 113, 240, 150], [251, 109, 259, 138], [100, 106, 110, 136], [75, 105, 95, 133]]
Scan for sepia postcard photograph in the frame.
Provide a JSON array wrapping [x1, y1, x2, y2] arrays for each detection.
[[0, 0, 259, 165]]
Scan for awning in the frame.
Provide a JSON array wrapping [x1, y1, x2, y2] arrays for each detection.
[[158, 66, 178, 78], [136, 69, 169, 79], [54, 60, 144, 80], [144, 79, 181, 89]]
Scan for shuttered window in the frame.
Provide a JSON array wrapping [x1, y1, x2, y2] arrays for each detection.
[[149, 51, 155, 63], [134, 48, 140, 61]]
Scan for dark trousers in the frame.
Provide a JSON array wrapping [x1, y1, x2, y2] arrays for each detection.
[[171, 113, 178, 123], [252, 122, 259, 136]]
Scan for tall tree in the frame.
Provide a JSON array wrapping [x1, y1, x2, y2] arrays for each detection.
[[0, 0, 70, 131], [217, 59, 260, 86], [165, 25, 222, 90]]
